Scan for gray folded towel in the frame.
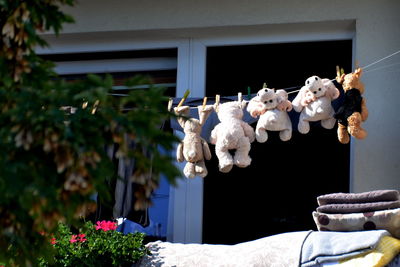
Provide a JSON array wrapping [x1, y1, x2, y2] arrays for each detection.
[[316, 200, 400, 214], [317, 190, 400, 206]]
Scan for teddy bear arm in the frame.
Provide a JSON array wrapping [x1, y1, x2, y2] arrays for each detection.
[[210, 126, 219, 144], [201, 138, 212, 160], [176, 142, 184, 162], [292, 87, 307, 112], [241, 122, 255, 143], [361, 98, 368, 121]]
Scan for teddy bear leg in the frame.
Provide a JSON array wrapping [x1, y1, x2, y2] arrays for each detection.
[[321, 117, 336, 130], [215, 143, 233, 173], [183, 162, 196, 178], [298, 117, 310, 134], [234, 136, 252, 168], [195, 161, 208, 178], [279, 128, 292, 141], [256, 126, 268, 143], [347, 112, 367, 139], [337, 123, 350, 144]]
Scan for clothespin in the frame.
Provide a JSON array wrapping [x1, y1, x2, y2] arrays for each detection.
[[202, 97, 207, 111], [247, 86, 251, 100], [215, 94, 220, 112], [82, 101, 88, 109], [336, 65, 341, 78], [336, 65, 345, 77], [177, 89, 190, 108], [167, 97, 173, 112], [263, 82, 267, 89], [355, 60, 360, 70], [238, 92, 242, 103], [91, 100, 100, 115]]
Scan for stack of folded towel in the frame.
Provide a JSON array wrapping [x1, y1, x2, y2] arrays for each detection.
[[313, 190, 400, 238]]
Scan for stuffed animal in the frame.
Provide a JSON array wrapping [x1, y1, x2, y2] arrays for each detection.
[[247, 88, 292, 142], [334, 68, 368, 144], [292, 76, 340, 134], [175, 105, 213, 178], [210, 100, 255, 173]]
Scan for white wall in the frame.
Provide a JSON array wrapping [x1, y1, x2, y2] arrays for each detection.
[[56, 1, 400, 191]]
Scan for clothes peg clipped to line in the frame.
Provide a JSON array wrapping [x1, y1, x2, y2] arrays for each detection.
[[336, 65, 345, 77], [167, 97, 173, 112], [201, 97, 207, 111], [177, 89, 190, 108], [215, 94, 220, 112]]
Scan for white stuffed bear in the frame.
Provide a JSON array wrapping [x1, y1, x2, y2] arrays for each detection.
[[292, 76, 340, 134], [210, 101, 255, 173], [247, 88, 292, 142]]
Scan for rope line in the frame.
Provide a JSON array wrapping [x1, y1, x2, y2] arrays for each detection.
[[174, 50, 400, 107], [362, 49, 400, 70], [363, 61, 400, 74]]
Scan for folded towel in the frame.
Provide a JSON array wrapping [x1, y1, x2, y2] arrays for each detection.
[[316, 201, 400, 214], [334, 235, 400, 267], [317, 190, 400, 206], [301, 230, 390, 267], [312, 208, 400, 238]]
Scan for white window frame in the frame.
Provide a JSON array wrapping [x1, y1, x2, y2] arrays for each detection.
[[38, 20, 356, 244]]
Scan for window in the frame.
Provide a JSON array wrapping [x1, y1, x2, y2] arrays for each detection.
[[42, 48, 178, 242], [203, 41, 352, 244]]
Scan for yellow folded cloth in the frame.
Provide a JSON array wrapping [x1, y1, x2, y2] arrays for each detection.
[[338, 235, 400, 267]]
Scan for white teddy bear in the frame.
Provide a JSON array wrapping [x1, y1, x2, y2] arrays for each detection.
[[247, 88, 293, 142], [292, 76, 340, 134], [210, 100, 255, 173]]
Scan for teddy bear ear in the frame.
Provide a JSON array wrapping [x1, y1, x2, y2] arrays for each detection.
[[355, 68, 363, 77], [239, 100, 247, 110]]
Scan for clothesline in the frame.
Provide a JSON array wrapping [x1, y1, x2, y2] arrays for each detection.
[[169, 49, 400, 107]]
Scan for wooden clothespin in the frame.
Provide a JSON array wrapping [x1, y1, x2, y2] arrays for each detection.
[[167, 97, 173, 112], [177, 89, 190, 108], [336, 65, 341, 77], [336, 65, 345, 77], [215, 94, 220, 112], [91, 100, 100, 115], [82, 101, 88, 109], [355, 60, 360, 71], [202, 97, 207, 111]]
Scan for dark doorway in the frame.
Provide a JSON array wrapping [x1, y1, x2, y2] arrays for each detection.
[[203, 40, 352, 244]]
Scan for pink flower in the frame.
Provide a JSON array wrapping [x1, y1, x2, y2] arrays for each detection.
[[78, 233, 87, 243], [95, 220, 117, 231], [50, 237, 57, 245], [69, 234, 78, 243]]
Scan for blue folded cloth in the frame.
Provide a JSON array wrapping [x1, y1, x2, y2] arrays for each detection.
[[301, 230, 390, 267]]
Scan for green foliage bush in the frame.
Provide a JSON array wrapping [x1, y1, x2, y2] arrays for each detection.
[[39, 221, 148, 267], [0, 0, 180, 265]]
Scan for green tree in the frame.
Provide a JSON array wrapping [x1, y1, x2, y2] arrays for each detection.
[[0, 0, 180, 265]]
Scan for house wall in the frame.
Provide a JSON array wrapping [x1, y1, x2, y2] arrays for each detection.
[[57, 2, 400, 191]]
